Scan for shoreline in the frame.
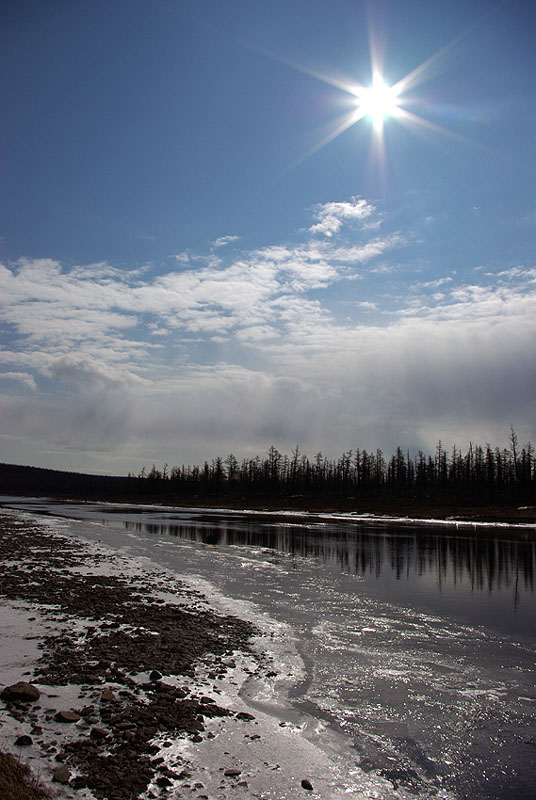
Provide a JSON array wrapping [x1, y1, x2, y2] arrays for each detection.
[[0, 511, 371, 800], [2, 494, 536, 532], [0, 512, 254, 799]]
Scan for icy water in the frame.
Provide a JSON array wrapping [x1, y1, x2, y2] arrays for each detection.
[[2, 498, 536, 799]]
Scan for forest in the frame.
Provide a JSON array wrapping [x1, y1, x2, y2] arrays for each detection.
[[130, 428, 535, 506], [1, 430, 534, 514]]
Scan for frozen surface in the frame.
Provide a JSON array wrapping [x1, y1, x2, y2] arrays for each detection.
[[2, 498, 536, 799]]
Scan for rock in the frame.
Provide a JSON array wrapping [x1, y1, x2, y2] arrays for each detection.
[[53, 766, 71, 784], [1, 681, 40, 703], [301, 779, 313, 790], [83, 673, 101, 685], [149, 670, 162, 682], [54, 710, 81, 723], [224, 769, 242, 777], [90, 726, 108, 740], [200, 695, 216, 704], [101, 688, 117, 702], [235, 711, 255, 721], [15, 734, 33, 746], [161, 768, 180, 779]]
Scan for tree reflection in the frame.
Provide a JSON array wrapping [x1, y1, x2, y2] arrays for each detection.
[[121, 517, 534, 605]]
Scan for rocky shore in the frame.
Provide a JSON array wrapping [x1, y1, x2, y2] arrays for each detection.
[[0, 513, 265, 799]]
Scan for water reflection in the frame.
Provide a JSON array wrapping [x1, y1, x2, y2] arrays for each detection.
[[2, 495, 534, 630], [118, 517, 535, 605]]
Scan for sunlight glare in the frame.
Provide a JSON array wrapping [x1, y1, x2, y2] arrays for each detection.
[[357, 74, 400, 131], [263, 33, 468, 177]]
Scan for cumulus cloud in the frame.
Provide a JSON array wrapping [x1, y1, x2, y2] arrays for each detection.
[[1, 198, 535, 471], [309, 196, 376, 235]]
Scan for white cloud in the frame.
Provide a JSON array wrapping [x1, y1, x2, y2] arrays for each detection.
[[41, 355, 146, 390], [212, 235, 240, 248], [411, 276, 453, 290], [309, 196, 376, 235], [1, 198, 535, 471]]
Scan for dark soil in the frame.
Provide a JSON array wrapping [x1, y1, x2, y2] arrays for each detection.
[[0, 515, 257, 800]]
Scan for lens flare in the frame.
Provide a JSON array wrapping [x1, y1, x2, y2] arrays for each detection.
[[255, 26, 476, 178], [356, 74, 401, 130]]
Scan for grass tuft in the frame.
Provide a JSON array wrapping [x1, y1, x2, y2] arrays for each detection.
[[0, 751, 51, 800]]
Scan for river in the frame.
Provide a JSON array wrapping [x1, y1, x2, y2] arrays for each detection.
[[2, 497, 535, 799]]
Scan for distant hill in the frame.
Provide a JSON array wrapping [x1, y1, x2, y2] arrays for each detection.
[[0, 462, 136, 499]]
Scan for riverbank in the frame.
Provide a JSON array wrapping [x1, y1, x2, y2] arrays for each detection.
[[0, 512, 369, 800], [3, 493, 536, 532], [162, 498, 536, 526], [0, 512, 255, 799], [2, 461, 535, 526]]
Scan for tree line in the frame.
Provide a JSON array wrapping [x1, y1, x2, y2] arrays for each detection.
[[1, 428, 533, 508], [130, 428, 535, 506]]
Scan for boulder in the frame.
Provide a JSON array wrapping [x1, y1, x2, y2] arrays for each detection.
[[1, 681, 40, 703]]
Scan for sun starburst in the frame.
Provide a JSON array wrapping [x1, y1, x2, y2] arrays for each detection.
[[353, 73, 402, 131], [258, 27, 473, 177]]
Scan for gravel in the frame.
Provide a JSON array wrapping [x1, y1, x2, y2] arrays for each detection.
[[0, 514, 257, 800]]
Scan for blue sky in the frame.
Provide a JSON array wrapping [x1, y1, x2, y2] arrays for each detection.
[[1, 0, 535, 474]]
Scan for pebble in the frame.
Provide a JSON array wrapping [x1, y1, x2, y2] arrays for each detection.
[[54, 710, 81, 723], [235, 711, 255, 721], [53, 765, 71, 784], [90, 726, 108, 740]]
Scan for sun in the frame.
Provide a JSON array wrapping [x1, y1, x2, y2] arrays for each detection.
[[265, 34, 465, 174], [354, 73, 401, 131]]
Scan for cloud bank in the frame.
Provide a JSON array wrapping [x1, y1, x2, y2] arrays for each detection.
[[1, 198, 534, 473]]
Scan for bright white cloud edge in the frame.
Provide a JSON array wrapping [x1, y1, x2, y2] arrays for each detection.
[[1, 198, 534, 473]]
